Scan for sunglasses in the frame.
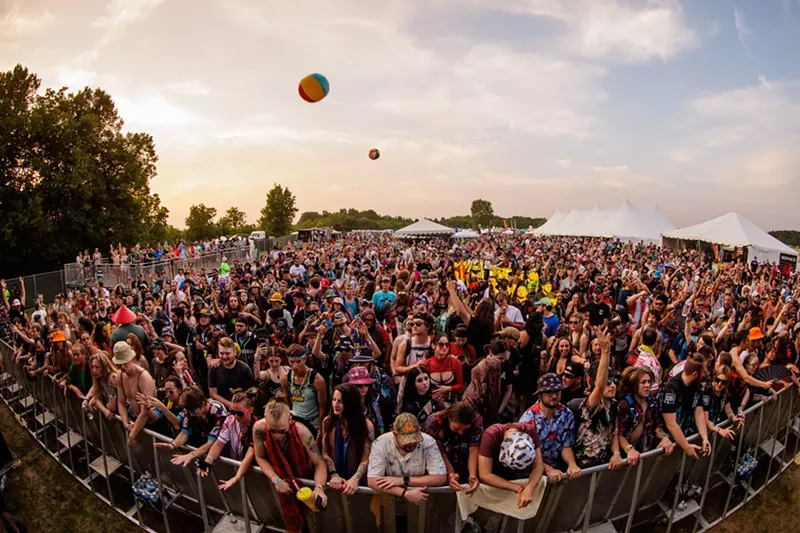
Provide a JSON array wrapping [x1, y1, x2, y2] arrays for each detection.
[[569, 321, 579, 325], [409, 320, 423, 327], [607, 376, 621, 386], [715, 378, 728, 385], [356, 384, 370, 389], [268, 427, 288, 435], [229, 408, 250, 417], [436, 341, 449, 347]]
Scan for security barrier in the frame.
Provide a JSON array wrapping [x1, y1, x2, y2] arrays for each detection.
[[1, 339, 799, 533]]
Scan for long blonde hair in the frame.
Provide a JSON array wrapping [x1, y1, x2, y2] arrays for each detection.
[[90, 353, 118, 399]]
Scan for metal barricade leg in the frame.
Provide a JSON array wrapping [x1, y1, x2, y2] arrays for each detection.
[[623, 459, 645, 533], [691, 431, 720, 533], [240, 476, 252, 533], [122, 429, 145, 526], [153, 436, 172, 533], [664, 453, 688, 533], [744, 404, 765, 497], [581, 472, 599, 533]]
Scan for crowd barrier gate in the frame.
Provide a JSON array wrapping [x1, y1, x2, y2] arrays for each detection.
[[1, 339, 799, 533]]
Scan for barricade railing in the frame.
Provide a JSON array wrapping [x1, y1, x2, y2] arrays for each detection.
[[0, 338, 798, 533], [61, 247, 251, 290]]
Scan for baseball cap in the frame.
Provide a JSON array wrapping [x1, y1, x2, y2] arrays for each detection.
[[562, 362, 584, 379], [393, 413, 423, 447], [533, 298, 552, 307]]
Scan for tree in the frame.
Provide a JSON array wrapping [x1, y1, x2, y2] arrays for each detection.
[[217, 207, 248, 236], [258, 184, 297, 237], [295, 208, 412, 232], [470, 199, 494, 229], [184, 204, 218, 242], [0, 64, 167, 276]]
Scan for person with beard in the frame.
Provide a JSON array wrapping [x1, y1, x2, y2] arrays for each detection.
[[559, 362, 586, 405], [252, 398, 329, 533], [519, 373, 580, 483], [657, 354, 710, 460]]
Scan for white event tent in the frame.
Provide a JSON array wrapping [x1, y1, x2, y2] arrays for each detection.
[[662, 212, 798, 266], [453, 229, 480, 239], [394, 219, 455, 239], [535, 200, 675, 244]]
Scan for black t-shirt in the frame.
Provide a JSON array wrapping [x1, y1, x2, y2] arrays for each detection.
[[657, 374, 706, 435], [233, 333, 259, 369], [208, 361, 254, 401], [467, 319, 493, 359], [174, 320, 192, 348], [586, 302, 611, 327]]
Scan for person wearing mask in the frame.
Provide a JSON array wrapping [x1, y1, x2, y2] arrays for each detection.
[[519, 373, 580, 483], [657, 353, 710, 460], [252, 398, 328, 533], [477, 422, 544, 509], [367, 413, 447, 506]]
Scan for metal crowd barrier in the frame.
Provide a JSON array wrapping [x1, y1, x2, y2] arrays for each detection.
[[1, 339, 799, 533]]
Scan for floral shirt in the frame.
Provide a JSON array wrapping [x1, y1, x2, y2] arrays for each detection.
[[571, 398, 617, 467], [519, 402, 575, 467], [617, 395, 661, 452]]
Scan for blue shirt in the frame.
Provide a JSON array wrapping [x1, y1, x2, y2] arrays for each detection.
[[371, 290, 396, 311], [519, 401, 575, 467], [542, 314, 560, 338]]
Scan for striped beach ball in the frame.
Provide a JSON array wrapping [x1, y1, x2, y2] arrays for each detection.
[[369, 148, 380, 160], [298, 73, 329, 103]]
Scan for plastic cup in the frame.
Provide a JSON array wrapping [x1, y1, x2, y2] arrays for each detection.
[[296, 486, 319, 512]]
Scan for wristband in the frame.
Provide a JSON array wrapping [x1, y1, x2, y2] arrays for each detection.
[[273, 477, 282, 486], [401, 487, 408, 500], [613, 451, 621, 456], [171, 442, 177, 450], [206, 455, 215, 465], [623, 444, 633, 453], [403, 475, 410, 487]]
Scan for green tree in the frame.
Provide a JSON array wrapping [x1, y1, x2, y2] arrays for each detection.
[[470, 199, 494, 229], [258, 184, 297, 236], [217, 207, 248, 236], [295, 208, 412, 232], [184, 204, 218, 242], [0, 64, 166, 276], [770, 230, 800, 248]]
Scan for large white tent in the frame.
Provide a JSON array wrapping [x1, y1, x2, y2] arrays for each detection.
[[394, 219, 455, 239], [536, 200, 675, 243], [662, 212, 798, 266]]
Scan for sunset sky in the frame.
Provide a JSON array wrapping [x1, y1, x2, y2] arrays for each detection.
[[2, 0, 799, 230]]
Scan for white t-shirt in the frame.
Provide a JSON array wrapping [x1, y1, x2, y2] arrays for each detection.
[[367, 433, 446, 478], [495, 304, 524, 325], [289, 264, 307, 279]]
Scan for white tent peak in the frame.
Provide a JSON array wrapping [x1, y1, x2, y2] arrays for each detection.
[[662, 213, 795, 253], [394, 218, 454, 238]]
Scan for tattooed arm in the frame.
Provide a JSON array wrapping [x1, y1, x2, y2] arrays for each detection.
[[298, 423, 329, 506], [252, 420, 279, 482]]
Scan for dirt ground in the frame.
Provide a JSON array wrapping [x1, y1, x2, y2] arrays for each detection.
[[0, 401, 797, 533]]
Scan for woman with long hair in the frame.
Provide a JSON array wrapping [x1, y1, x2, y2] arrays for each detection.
[[201, 388, 260, 485], [567, 312, 589, 355], [85, 353, 119, 419], [257, 346, 289, 400], [421, 334, 464, 410], [422, 402, 482, 493], [401, 366, 434, 424], [320, 383, 373, 495], [447, 279, 495, 358], [544, 337, 583, 375], [125, 333, 149, 368]]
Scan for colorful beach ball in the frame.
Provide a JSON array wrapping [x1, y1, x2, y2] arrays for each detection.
[[369, 148, 380, 160], [298, 73, 329, 103]]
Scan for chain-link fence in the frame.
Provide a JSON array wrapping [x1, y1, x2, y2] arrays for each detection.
[[2, 271, 66, 311]]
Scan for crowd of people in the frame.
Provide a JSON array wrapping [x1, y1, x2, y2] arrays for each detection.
[[2, 232, 799, 533]]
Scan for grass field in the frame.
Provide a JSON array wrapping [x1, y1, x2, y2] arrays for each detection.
[[0, 402, 797, 533]]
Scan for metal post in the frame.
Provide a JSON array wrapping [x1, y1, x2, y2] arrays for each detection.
[[722, 410, 747, 516], [196, 470, 211, 532], [623, 459, 644, 533], [51, 379, 61, 446], [581, 472, 599, 533], [664, 453, 688, 533], [744, 404, 765, 498], [62, 391, 76, 473], [80, 406, 92, 479], [418, 500, 428, 533], [240, 476, 252, 533], [32, 275, 38, 305], [602, 467, 630, 521], [123, 430, 145, 526], [341, 494, 354, 533], [691, 429, 720, 533], [783, 391, 796, 469], [764, 393, 782, 483], [152, 436, 172, 533], [98, 416, 115, 506]]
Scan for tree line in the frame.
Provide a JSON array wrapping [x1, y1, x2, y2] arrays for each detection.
[[770, 231, 800, 248]]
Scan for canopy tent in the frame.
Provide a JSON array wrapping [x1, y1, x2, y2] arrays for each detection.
[[662, 212, 798, 266], [533, 209, 567, 235], [394, 219, 455, 239], [535, 200, 675, 243], [453, 229, 480, 239]]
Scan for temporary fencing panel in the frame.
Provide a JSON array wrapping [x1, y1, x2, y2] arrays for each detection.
[[1, 339, 799, 533]]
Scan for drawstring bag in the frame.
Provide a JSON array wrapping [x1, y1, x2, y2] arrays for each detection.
[[132, 472, 167, 510]]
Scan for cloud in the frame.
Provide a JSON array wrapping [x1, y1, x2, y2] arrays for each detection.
[[733, 6, 753, 52], [91, 0, 166, 29], [556, 159, 571, 168], [462, 0, 697, 63], [167, 80, 211, 96], [0, 7, 55, 36], [114, 92, 208, 129]]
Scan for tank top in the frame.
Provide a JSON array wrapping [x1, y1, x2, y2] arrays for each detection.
[[289, 368, 319, 429], [405, 337, 433, 366]]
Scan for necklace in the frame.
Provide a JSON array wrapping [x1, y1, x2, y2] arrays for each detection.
[[291, 369, 310, 402]]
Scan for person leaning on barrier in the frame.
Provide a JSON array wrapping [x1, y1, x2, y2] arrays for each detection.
[[199, 388, 260, 488], [422, 401, 482, 494], [478, 422, 543, 508], [113, 341, 160, 448], [616, 366, 673, 466], [154, 385, 227, 467], [656, 353, 710, 460], [519, 373, 581, 483], [367, 412, 447, 505], [252, 398, 329, 533]]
